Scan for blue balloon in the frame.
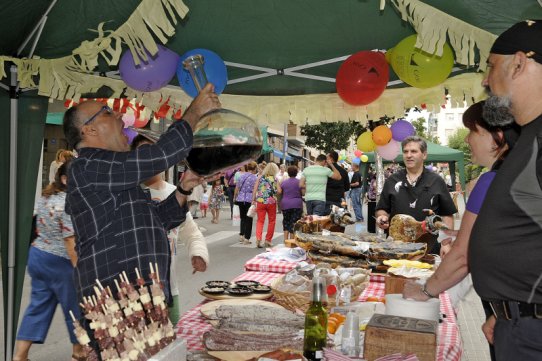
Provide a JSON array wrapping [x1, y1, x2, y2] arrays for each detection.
[[353, 157, 361, 165], [177, 48, 228, 97]]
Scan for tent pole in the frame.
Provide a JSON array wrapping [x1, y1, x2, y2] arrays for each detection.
[[6, 65, 18, 361], [283, 124, 288, 165], [16, 0, 58, 56]]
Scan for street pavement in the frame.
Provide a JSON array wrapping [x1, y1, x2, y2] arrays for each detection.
[[1, 203, 490, 360]]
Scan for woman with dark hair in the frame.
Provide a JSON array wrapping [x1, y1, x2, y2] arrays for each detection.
[[403, 101, 520, 361], [234, 161, 258, 245], [13, 161, 84, 361], [277, 165, 303, 240]]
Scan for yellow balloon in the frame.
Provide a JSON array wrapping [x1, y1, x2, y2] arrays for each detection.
[[357, 131, 376, 153], [385, 48, 393, 63], [389, 35, 454, 89], [360, 154, 369, 162]]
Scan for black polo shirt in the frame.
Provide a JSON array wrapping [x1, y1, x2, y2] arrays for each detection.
[[470, 115, 542, 303], [376, 168, 457, 223], [326, 163, 350, 204], [351, 172, 362, 189]]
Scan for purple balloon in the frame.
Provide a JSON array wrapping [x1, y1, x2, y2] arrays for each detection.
[[390, 119, 416, 141], [123, 128, 138, 144], [119, 45, 180, 92]]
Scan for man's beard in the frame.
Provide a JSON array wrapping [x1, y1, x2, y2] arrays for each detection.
[[482, 94, 515, 127]]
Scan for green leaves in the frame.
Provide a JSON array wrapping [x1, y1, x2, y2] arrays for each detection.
[[301, 121, 365, 152]]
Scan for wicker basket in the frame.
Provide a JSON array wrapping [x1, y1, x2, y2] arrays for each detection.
[[270, 275, 368, 312]]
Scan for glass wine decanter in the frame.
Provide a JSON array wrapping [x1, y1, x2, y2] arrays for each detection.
[[183, 54, 262, 175], [134, 54, 263, 176]]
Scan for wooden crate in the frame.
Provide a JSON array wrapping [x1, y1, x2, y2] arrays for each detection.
[[384, 274, 418, 295], [284, 239, 297, 248], [364, 314, 437, 361]]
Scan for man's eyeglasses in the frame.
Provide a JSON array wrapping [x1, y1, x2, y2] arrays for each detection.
[[83, 105, 113, 126]]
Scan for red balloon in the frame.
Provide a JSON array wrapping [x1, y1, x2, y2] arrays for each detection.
[[133, 117, 150, 128], [336, 51, 389, 106]]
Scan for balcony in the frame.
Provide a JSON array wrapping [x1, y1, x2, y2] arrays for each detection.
[[287, 124, 306, 145]]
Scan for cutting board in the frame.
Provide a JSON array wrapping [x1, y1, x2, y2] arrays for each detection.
[[199, 289, 273, 301], [200, 299, 285, 319]]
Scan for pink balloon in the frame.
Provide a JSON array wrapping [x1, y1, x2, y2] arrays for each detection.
[[354, 149, 362, 157], [376, 139, 401, 161], [122, 114, 135, 127]]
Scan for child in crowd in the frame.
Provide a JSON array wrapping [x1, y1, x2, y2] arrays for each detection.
[[200, 186, 210, 218], [210, 179, 224, 224]]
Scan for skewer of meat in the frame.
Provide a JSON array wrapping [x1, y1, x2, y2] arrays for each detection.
[[70, 310, 100, 361], [135, 267, 153, 314]]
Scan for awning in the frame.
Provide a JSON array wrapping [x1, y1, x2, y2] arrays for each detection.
[[288, 152, 303, 160], [46, 112, 63, 125], [272, 149, 293, 161]]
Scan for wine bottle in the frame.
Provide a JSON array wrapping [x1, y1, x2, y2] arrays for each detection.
[[303, 276, 328, 361]]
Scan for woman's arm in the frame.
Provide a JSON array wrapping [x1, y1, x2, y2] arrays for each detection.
[[299, 177, 306, 196], [252, 176, 261, 202], [403, 210, 476, 300], [63, 235, 78, 267], [178, 214, 209, 273], [277, 181, 283, 195]]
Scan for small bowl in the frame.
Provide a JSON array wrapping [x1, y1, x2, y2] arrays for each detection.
[[226, 286, 254, 296], [206, 280, 231, 288], [234, 280, 260, 287], [250, 284, 272, 293], [201, 286, 226, 295]]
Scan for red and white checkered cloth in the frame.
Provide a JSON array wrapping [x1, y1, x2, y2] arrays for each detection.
[[243, 255, 388, 284], [176, 272, 462, 361], [243, 255, 298, 274]]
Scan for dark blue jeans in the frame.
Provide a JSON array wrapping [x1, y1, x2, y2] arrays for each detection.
[[306, 200, 326, 216], [350, 187, 363, 221], [17, 247, 80, 344]]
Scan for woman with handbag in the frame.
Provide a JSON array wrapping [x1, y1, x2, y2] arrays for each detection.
[[252, 162, 280, 248], [277, 165, 303, 241], [234, 162, 258, 245]]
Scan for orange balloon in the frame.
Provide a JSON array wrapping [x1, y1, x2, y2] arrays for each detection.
[[372, 125, 392, 146]]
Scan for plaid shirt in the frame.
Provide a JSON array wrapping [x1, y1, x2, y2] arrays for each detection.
[[66, 121, 193, 301]]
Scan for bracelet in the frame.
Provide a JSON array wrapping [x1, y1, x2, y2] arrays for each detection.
[[421, 283, 437, 298], [177, 183, 193, 196]]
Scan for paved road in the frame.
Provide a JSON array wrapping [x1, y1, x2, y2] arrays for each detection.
[[1, 204, 490, 360]]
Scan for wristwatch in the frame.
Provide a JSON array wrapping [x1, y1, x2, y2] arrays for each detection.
[[421, 283, 437, 298], [177, 182, 193, 195]]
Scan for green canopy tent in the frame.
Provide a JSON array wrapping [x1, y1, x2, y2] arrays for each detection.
[[362, 141, 466, 192], [1, 1, 542, 359]]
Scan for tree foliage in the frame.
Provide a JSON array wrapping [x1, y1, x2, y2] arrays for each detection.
[[447, 128, 483, 182], [301, 121, 365, 152], [411, 117, 440, 144]]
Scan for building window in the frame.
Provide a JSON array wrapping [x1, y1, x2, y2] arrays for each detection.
[[446, 113, 454, 122]]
